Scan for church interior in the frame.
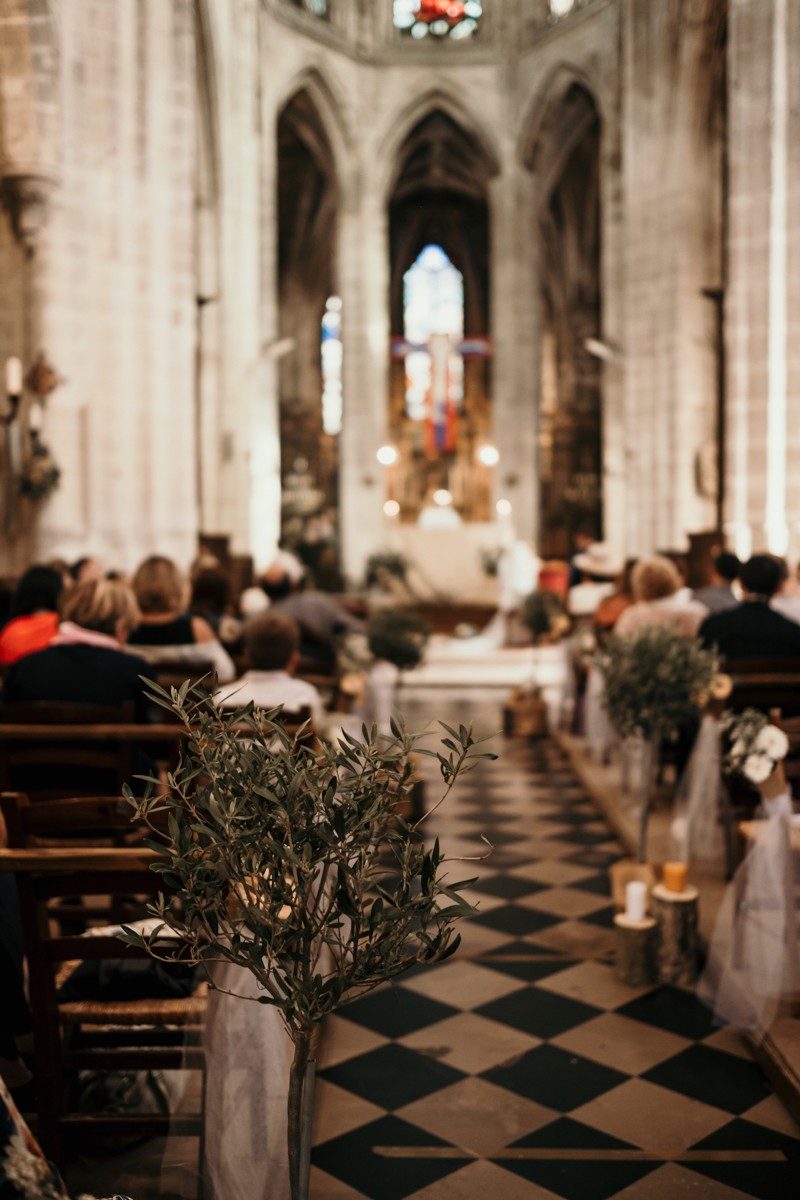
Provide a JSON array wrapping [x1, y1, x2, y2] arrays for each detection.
[[2, 1, 800, 1198]]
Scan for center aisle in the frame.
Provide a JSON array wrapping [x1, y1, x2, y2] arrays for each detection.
[[310, 694, 800, 1200]]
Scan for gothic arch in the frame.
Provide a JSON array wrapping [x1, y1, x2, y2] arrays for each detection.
[[377, 86, 500, 204], [518, 63, 603, 187], [522, 71, 604, 557], [275, 66, 355, 205]]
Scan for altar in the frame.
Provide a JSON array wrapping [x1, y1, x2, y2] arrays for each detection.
[[385, 521, 502, 605]]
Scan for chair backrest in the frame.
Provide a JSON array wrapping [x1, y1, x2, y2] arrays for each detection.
[[0, 704, 137, 800], [1, 792, 143, 848], [727, 657, 800, 716], [0, 700, 137, 725], [151, 659, 216, 692]]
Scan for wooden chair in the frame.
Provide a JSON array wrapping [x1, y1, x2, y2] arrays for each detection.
[[726, 657, 800, 716], [150, 658, 217, 692], [0, 844, 205, 1169], [0, 702, 137, 801]]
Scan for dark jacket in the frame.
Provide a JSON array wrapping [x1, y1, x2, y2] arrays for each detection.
[[3, 643, 154, 719], [698, 600, 800, 661]]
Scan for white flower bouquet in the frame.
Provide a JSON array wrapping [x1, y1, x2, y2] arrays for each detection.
[[722, 708, 789, 786]]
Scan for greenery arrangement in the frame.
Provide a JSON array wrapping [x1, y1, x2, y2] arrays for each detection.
[[366, 608, 430, 670], [520, 588, 568, 642], [19, 439, 60, 501], [599, 625, 718, 860], [600, 625, 718, 743], [121, 682, 495, 1200], [364, 551, 411, 590]]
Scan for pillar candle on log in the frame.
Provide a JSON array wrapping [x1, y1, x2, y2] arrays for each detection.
[[625, 880, 648, 922], [662, 862, 688, 893], [614, 913, 658, 987], [651, 881, 700, 985]]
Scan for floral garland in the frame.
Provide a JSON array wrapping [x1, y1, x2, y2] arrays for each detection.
[[721, 708, 789, 785], [19, 439, 60, 501]]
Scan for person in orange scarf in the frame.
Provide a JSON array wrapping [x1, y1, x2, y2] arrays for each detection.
[[0, 565, 64, 665]]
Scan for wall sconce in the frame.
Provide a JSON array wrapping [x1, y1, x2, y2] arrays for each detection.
[[3, 357, 22, 424]]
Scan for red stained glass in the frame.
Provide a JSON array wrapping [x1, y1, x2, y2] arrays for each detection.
[[417, 0, 466, 23]]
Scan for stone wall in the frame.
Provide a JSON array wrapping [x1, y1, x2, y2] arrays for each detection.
[[0, 0, 795, 581]]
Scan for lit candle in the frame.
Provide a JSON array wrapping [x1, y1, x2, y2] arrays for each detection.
[[624, 880, 648, 922], [5, 357, 22, 396], [28, 404, 43, 434], [662, 862, 688, 894]]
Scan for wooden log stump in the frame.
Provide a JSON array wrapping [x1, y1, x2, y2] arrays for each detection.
[[614, 914, 659, 987], [651, 882, 700, 985]]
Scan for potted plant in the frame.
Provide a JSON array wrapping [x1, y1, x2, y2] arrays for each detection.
[[121, 682, 494, 1200], [599, 625, 718, 861]]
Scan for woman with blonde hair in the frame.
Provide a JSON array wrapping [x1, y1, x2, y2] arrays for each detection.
[[615, 555, 707, 638], [2, 577, 154, 719], [127, 555, 235, 681]]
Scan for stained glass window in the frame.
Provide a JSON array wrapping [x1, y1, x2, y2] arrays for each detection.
[[321, 296, 342, 435], [393, 1, 483, 41], [403, 245, 464, 422], [290, 0, 329, 18]]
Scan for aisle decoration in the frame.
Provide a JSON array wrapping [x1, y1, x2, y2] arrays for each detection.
[[121, 681, 494, 1200], [600, 625, 718, 860], [722, 708, 789, 789]]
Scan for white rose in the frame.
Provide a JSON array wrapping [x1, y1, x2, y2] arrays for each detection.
[[744, 754, 773, 784], [755, 724, 789, 760]]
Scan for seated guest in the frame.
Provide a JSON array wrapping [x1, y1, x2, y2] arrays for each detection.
[[594, 557, 637, 635], [615, 556, 707, 638], [215, 612, 325, 730], [190, 566, 242, 649], [693, 550, 741, 613], [771, 558, 800, 625], [699, 554, 800, 660], [128, 555, 235, 682], [261, 562, 363, 666], [2, 577, 154, 719], [0, 565, 64, 664], [566, 543, 621, 618]]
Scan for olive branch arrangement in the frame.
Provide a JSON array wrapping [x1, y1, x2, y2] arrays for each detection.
[[120, 680, 496, 1200]]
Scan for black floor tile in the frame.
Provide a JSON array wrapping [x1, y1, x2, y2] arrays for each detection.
[[338, 985, 459, 1039], [616, 985, 717, 1041], [471, 903, 560, 936], [550, 828, 617, 846], [470, 874, 546, 900], [509, 1115, 637, 1150], [570, 871, 613, 897], [641, 1044, 773, 1114], [482, 1043, 628, 1111], [682, 1161, 800, 1200], [320, 1042, 465, 1110], [690, 1116, 800, 1159], [483, 955, 579, 985], [493, 1157, 658, 1200], [477, 985, 601, 1038], [482, 937, 568, 959], [580, 904, 618, 929], [312, 1114, 471, 1200], [564, 848, 623, 868]]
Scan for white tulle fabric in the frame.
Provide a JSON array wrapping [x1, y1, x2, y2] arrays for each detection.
[[699, 814, 800, 1033], [669, 713, 726, 863], [202, 962, 293, 1200]]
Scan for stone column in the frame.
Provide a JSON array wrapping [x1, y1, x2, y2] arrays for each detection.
[[337, 185, 388, 586], [489, 164, 538, 549]]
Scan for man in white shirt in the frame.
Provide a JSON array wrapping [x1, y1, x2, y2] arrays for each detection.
[[215, 612, 325, 730]]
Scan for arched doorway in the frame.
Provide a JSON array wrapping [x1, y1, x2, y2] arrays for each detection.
[[530, 84, 602, 559], [387, 108, 494, 523], [276, 87, 340, 582]]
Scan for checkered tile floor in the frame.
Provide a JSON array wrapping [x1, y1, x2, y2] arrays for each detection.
[[310, 701, 800, 1200]]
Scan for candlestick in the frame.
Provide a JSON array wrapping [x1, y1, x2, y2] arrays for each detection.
[[28, 403, 43, 434], [624, 880, 648, 923], [5, 357, 22, 396], [662, 862, 688, 894]]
